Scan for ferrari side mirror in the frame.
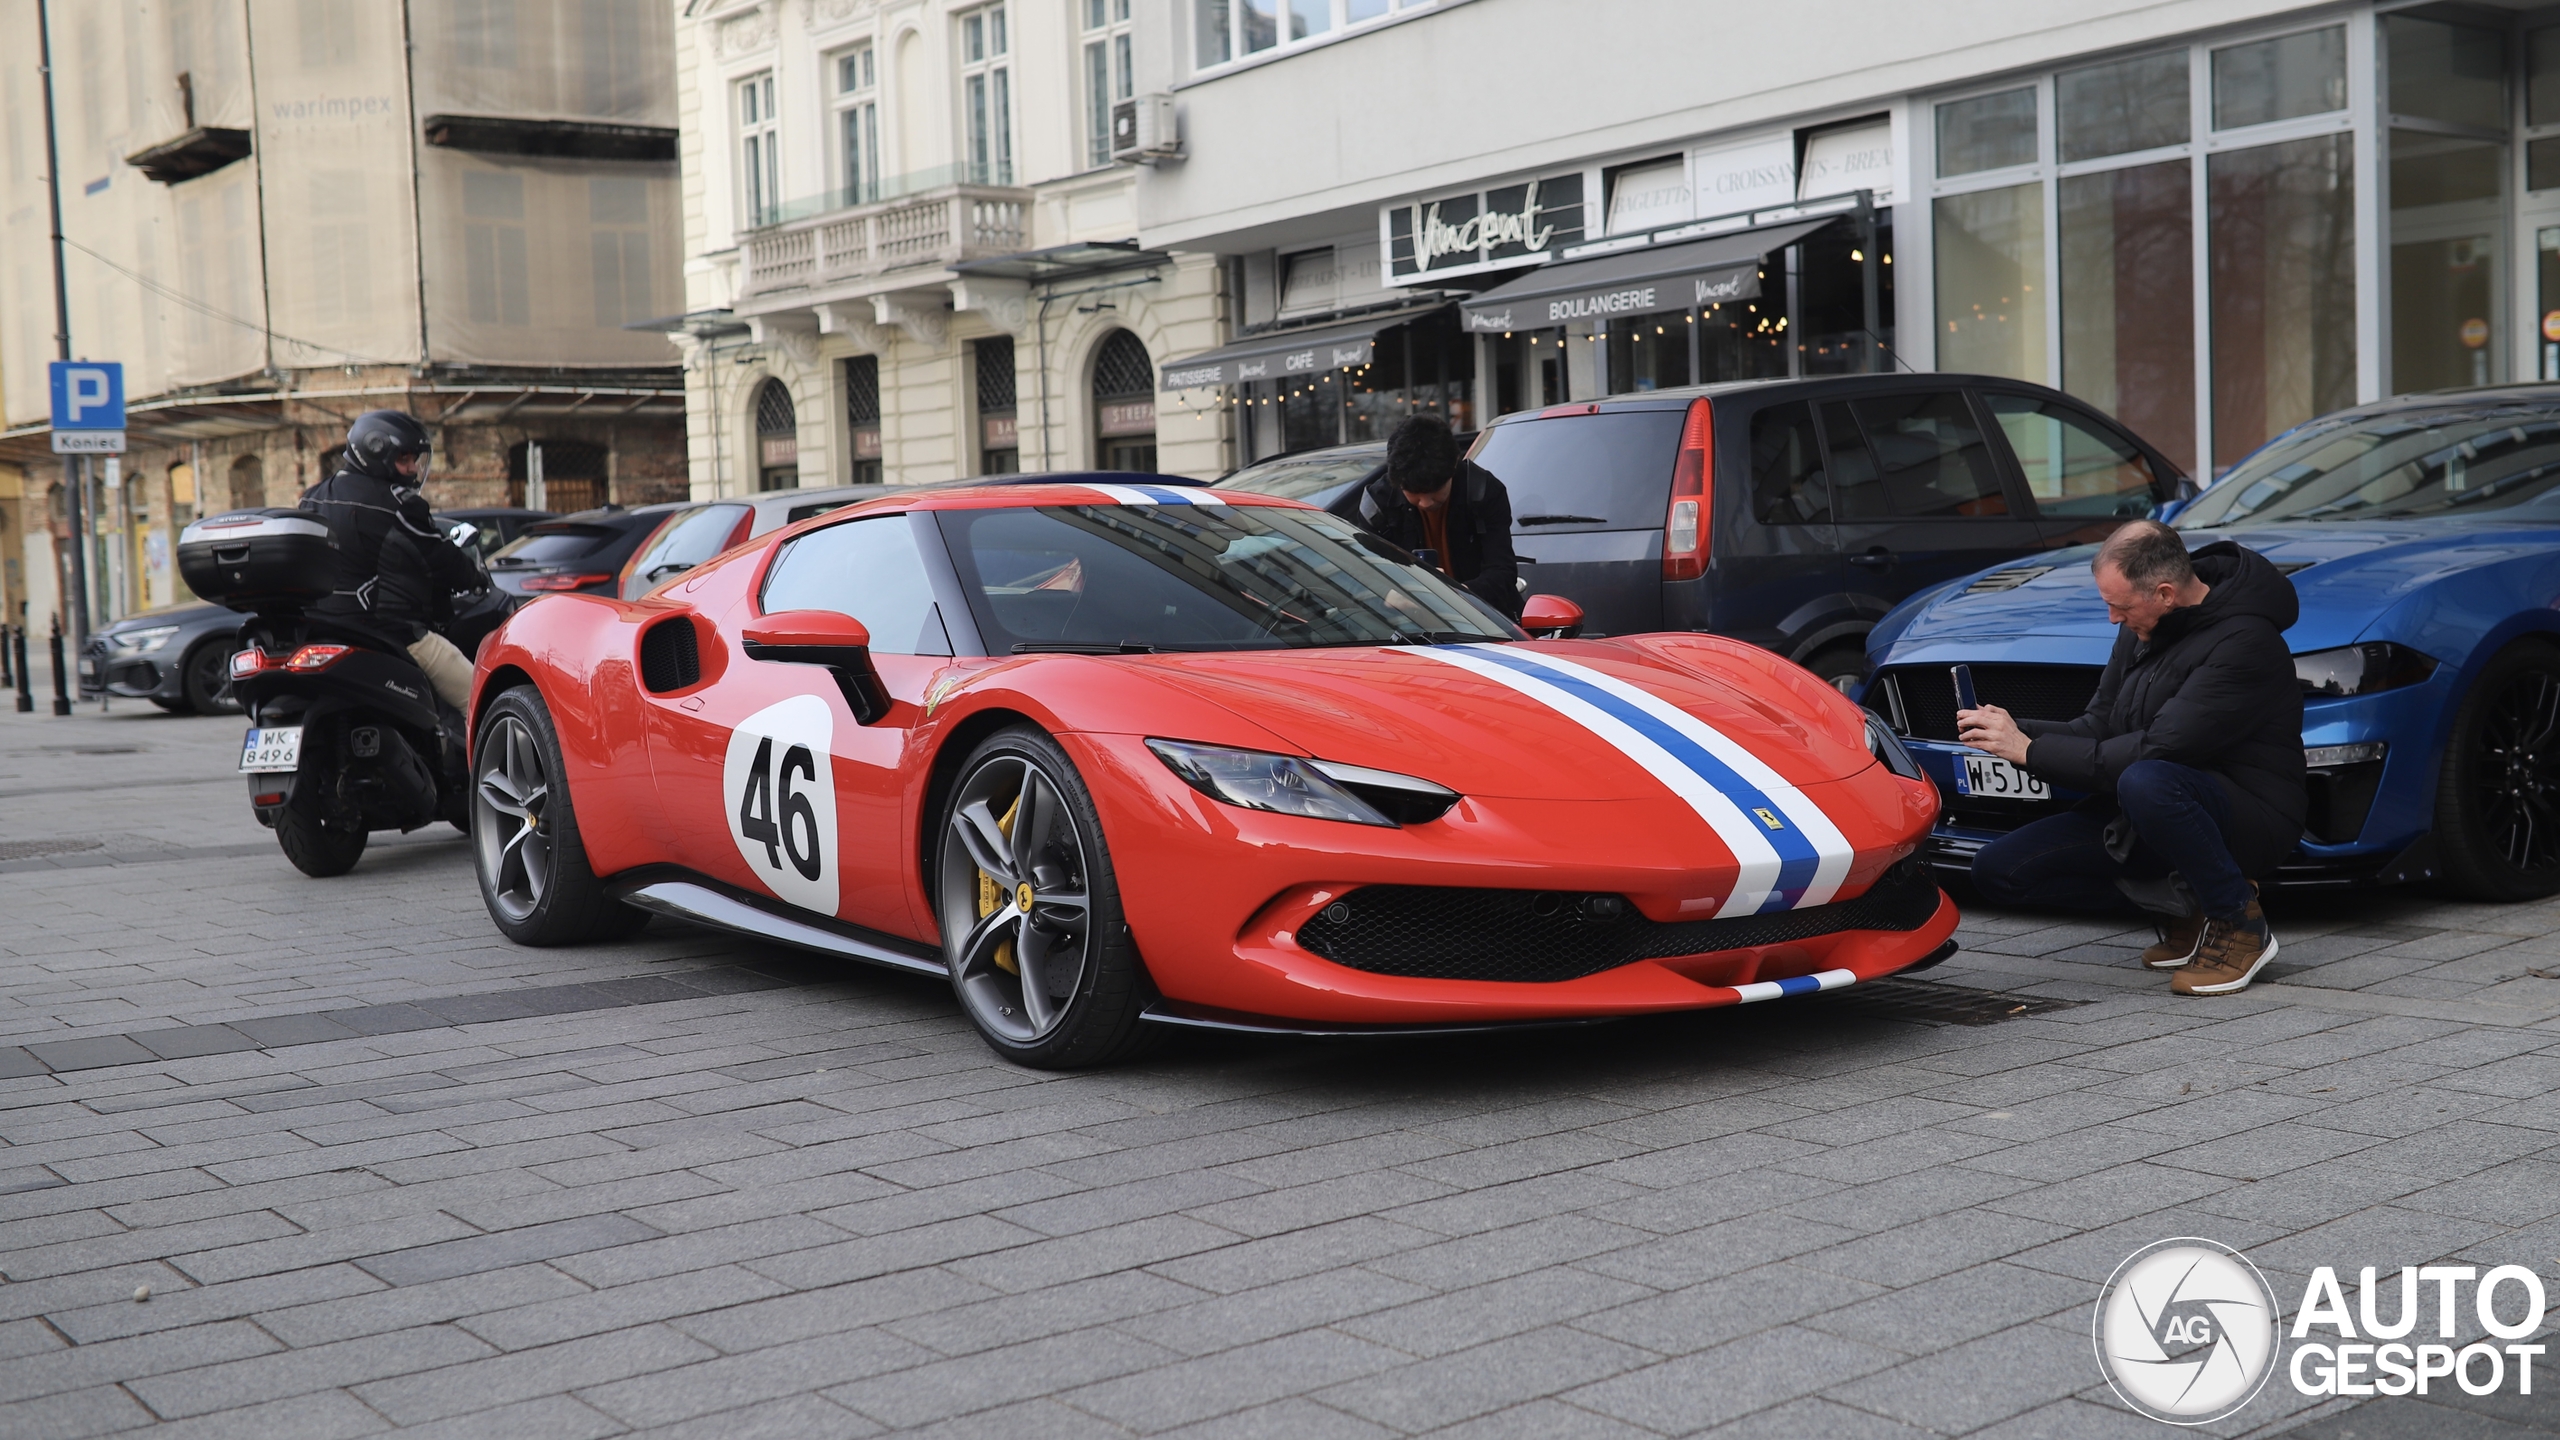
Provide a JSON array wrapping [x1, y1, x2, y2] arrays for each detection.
[[1521, 594, 1584, 640], [743, 609, 890, 724]]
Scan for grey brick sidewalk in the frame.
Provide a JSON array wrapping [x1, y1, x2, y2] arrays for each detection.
[[2, 704, 2554, 1437]]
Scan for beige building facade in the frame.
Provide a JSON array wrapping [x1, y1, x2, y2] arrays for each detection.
[[673, 0, 1227, 495]]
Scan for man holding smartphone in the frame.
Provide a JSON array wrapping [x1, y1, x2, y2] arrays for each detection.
[[1955, 520, 2305, 995]]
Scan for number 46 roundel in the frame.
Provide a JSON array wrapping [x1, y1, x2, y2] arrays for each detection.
[[723, 695, 839, 915]]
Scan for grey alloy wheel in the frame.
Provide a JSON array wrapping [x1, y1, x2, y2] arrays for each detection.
[[474, 712, 554, 925], [937, 749, 1096, 1045]]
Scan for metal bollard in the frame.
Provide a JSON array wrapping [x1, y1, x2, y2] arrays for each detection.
[[49, 619, 71, 716], [12, 626, 31, 713], [0, 623, 12, 688]]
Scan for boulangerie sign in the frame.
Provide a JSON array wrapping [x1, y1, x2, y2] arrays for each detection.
[[1799, 122, 1894, 203], [1691, 135, 1796, 217]]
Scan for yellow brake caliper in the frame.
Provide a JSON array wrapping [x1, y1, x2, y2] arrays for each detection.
[[973, 795, 1022, 974]]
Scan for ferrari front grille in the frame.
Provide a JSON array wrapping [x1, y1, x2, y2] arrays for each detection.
[[1295, 858, 1942, 984], [1873, 663, 2102, 742]]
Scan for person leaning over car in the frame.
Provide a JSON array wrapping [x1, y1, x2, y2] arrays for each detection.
[[1330, 414, 1522, 621], [1956, 520, 2305, 996]]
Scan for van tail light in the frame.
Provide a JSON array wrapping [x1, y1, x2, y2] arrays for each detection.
[[284, 645, 351, 671], [523, 573, 614, 592], [1663, 397, 1713, 582]]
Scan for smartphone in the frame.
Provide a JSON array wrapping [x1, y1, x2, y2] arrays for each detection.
[[1951, 663, 1979, 713]]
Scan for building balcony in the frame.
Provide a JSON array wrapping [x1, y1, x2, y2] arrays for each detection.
[[738, 173, 1031, 304]]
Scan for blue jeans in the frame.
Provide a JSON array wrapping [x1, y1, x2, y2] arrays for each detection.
[[1970, 759, 2252, 920]]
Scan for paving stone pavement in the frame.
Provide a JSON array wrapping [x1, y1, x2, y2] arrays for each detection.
[[2, 702, 2555, 1438]]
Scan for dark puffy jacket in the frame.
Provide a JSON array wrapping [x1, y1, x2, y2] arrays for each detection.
[[300, 469, 487, 645], [1328, 459, 1522, 619], [2020, 541, 2306, 876]]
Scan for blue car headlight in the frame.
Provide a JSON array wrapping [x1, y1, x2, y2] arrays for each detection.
[[1865, 714, 1925, 781], [1147, 739, 1460, 827], [2294, 643, 2438, 698]]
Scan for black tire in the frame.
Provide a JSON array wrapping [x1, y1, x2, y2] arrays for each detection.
[[2435, 640, 2560, 902], [1803, 643, 1868, 696], [275, 804, 366, 877], [934, 725, 1154, 1068], [181, 640, 240, 715], [472, 684, 646, 944]]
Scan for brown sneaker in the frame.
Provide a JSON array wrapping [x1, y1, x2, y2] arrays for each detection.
[[2141, 910, 2207, 970], [2173, 903, 2279, 996]]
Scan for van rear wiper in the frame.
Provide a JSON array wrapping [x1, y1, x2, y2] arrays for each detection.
[[1517, 514, 1605, 526]]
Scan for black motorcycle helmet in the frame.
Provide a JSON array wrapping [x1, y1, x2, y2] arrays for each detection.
[[342, 410, 434, 483]]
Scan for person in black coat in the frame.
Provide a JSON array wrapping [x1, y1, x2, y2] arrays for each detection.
[[1959, 520, 2304, 996], [1329, 415, 1522, 621], [302, 411, 489, 708]]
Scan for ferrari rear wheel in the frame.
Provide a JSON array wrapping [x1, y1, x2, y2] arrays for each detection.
[[473, 685, 647, 944], [2436, 640, 2560, 901], [935, 726, 1153, 1068]]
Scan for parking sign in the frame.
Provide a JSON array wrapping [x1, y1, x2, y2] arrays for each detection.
[[49, 361, 125, 453]]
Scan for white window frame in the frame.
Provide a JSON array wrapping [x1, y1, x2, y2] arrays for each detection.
[[1191, 0, 1433, 78], [1082, 0, 1135, 170], [737, 70, 780, 229], [957, 4, 1013, 187], [832, 44, 878, 205], [1920, 16, 2375, 482]]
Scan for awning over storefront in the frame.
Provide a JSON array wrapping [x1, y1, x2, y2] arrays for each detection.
[[1159, 304, 1448, 389], [1456, 218, 1835, 334]]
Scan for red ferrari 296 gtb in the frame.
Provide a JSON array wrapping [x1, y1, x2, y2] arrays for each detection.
[[466, 479, 1956, 1067]]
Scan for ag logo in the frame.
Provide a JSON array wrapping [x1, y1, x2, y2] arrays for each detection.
[[723, 695, 837, 915], [2094, 1238, 2280, 1425]]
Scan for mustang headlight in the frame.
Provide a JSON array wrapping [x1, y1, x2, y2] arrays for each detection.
[[1146, 739, 1457, 827], [108, 624, 181, 654], [1865, 714, 1925, 781], [2295, 642, 2439, 698]]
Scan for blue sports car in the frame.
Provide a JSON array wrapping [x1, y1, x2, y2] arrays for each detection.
[[1863, 386, 2560, 901]]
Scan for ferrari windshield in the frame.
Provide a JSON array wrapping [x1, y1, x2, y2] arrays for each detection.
[[934, 502, 1517, 652], [2180, 405, 2560, 527]]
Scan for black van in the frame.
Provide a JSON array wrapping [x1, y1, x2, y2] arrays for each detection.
[[1225, 376, 2191, 689]]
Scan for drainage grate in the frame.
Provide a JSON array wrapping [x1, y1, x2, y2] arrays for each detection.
[[0, 839, 106, 862], [1815, 977, 2084, 1027]]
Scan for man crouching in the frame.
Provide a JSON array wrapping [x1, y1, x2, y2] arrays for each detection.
[[1958, 520, 2305, 995]]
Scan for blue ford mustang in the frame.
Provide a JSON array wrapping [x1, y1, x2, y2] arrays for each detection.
[[1863, 386, 2560, 901]]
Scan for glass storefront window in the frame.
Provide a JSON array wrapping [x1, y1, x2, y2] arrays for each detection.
[[2058, 50, 2188, 162], [2388, 17, 2505, 132], [1605, 313, 1692, 394], [2539, 229, 2560, 381], [2212, 27, 2346, 130], [1699, 299, 1788, 384], [2060, 160, 2195, 469], [2531, 139, 2560, 193], [1935, 183, 2046, 382], [2207, 133, 2356, 472], [1798, 217, 1894, 375], [1490, 329, 1569, 417], [1937, 88, 2037, 177], [2390, 132, 2504, 392], [2530, 27, 2560, 126]]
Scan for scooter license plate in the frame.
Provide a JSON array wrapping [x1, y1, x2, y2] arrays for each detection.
[[239, 726, 304, 773], [1954, 754, 2049, 801]]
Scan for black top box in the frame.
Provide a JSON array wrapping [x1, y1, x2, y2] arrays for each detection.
[[179, 509, 337, 610]]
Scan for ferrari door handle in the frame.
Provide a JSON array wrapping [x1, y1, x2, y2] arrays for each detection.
[[1848, 549, 1896, 569]]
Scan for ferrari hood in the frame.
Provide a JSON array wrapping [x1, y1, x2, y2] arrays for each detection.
[[1890, 518, 2560, 655], [1133, 639, 1876, 800]]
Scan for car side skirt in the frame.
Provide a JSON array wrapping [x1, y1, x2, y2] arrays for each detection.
[[611, 869, 947, 978]]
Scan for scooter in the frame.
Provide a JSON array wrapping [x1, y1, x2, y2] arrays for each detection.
[[180, 510, 518, 877]]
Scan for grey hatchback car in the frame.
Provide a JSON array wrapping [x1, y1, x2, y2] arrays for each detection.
[[1224, 376, 2191, 689]]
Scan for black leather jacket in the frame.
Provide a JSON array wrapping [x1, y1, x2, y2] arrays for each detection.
[[1328, 459, 1522, 620], [300, 469, 487, 644]]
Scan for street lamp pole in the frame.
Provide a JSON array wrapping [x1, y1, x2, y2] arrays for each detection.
[[36, 0, 91, 656]]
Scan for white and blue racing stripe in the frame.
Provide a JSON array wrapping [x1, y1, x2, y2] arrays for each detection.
[[1083, 482, 1226, 506], [1423, 645, 1854, 916], [1730, 968, 1857, 1003]]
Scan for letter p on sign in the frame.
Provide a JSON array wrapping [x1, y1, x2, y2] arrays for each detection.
[[48, 362, 125, 430]]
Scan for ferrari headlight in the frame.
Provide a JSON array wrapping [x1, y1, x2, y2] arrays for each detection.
[[1865, 714, 1924, 781], [2295, 642, 2438, 698], [108, 625, 180, 654], [1147, 739, 1401, 827]]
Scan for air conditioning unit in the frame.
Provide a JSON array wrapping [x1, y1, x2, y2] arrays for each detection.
[[1110, 94, 1180, 164]]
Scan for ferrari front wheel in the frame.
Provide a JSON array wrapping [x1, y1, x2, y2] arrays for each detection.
[[935, 726, 1153, 1068], [473, 685, 647, 945]]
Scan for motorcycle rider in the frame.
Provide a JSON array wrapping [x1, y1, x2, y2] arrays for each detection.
[[301, 411, 488, 709]]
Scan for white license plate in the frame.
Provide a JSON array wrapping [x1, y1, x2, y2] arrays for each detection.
[[1955, 753, 2050, 801], [239, 726, 304, 773]]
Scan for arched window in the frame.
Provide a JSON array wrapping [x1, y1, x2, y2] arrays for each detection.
[[227, 454, 264, 512], [755, 379, 799, 491], [1091, 330, 1156, 473], [509, 441, 609, 513]]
